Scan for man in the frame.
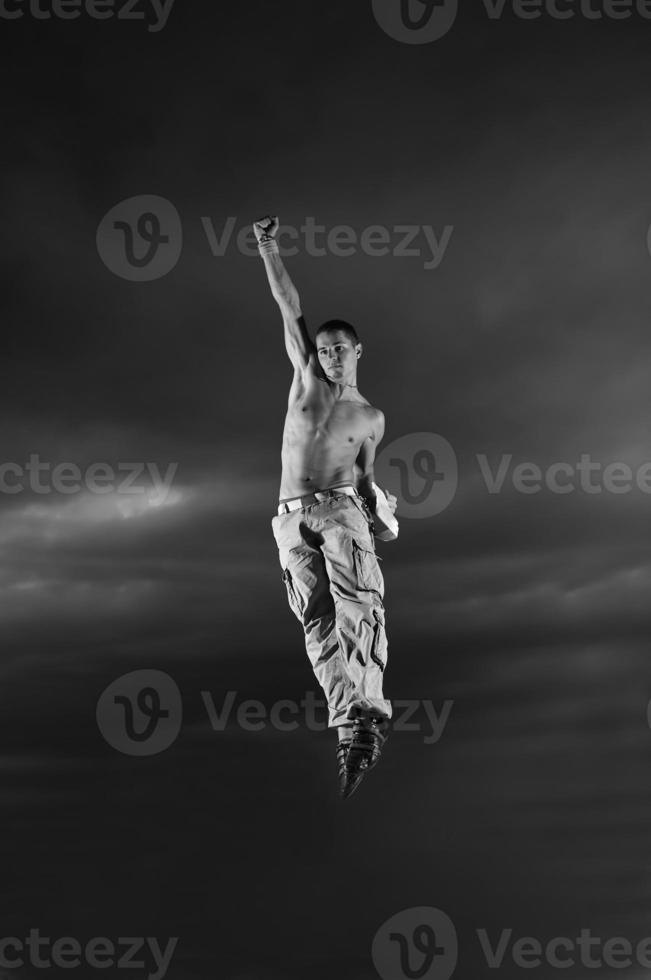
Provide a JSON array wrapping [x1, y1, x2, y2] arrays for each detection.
[[255, 214, 397, 800]]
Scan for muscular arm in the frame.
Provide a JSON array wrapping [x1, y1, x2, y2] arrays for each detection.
[[254, 215, 319, 374], [263, 251, 314, 369], [355, 410, 385, 511]]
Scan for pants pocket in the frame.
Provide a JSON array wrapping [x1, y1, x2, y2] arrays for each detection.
[[370, 606, 387, 672], [352, 538, 384, 597], [282, 566, 305, 620]]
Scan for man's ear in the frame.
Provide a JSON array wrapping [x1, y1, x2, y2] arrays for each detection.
[[356, 343, 362, 358]]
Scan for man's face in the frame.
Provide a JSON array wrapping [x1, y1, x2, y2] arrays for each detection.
[[316, 330, 360, 382]]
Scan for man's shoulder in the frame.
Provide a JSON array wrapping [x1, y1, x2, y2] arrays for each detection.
[[354, 397, 378, 415], [354, 393, 378, 411], [356, 401, 384, 440], [362, 402, 383, 421]]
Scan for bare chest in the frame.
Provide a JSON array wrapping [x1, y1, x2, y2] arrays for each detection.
[[286, 385, 375, 446]]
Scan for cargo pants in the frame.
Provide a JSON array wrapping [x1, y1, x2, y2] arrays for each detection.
[[271, 486, 392, 728]]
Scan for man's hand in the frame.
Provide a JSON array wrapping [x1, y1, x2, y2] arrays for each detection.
[[253, 215, 279, 242], [383, 490, 398, 515], [362, 483, 397, 516]]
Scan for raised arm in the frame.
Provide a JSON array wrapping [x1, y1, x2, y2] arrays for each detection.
[[253, 215, 317, 373]]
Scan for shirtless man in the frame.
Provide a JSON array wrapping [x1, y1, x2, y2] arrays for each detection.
[[255, 214, 397, 800]]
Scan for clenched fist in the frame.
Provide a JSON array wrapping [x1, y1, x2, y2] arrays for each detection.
[[383, 490, 398, 515], [253, 215, 279, 242]]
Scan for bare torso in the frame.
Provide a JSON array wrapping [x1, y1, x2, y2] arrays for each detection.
[[279, 354, 380, 501]]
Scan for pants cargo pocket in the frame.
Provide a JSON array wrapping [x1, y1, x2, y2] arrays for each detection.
[[352, 538, 384, 598], [282, 566, 305, 621], [370, 605, 387, 672]]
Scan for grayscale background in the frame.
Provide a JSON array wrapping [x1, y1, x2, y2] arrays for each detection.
[[2, 2, 651, 978]]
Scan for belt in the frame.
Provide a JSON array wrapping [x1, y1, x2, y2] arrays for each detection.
[[277, 484, 359, 515]]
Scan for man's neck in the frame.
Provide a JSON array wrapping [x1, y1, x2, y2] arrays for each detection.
[[331, 380, 360, 401], [315, 374, 362, 401]]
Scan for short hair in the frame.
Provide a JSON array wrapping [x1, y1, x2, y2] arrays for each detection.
[[315, 319, 360, 347]]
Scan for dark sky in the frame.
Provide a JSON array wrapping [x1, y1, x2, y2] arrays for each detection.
[[3, 2, 651, 979]]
